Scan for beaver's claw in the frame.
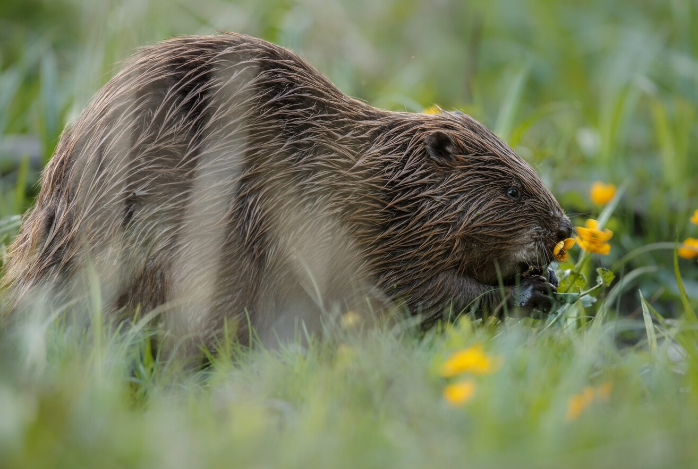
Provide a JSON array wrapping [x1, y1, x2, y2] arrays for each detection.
[[545, 267, 559, 288]]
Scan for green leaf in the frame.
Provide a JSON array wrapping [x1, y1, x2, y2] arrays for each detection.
[[579, 295, 597, 308], [558, 270, 587, 293], [553, 292, 580, 305], [596, 268, 615, 288]]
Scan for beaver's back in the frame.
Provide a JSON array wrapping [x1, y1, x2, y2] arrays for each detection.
[[2, 33, 388, 348]]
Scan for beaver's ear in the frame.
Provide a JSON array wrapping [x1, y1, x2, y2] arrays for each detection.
[[425, 131, 456, 165]]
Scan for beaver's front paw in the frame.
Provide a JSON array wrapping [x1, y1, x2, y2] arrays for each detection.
[[511, 275, 557, 312]]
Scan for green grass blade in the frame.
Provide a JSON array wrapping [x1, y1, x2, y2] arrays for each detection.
[[639, 290, 657, 354], [596, 265, 658, 325], [673, 243, 697, 323]]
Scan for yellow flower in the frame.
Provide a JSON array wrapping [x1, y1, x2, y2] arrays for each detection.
[[590, 181, 616, 205], [443, 380, 476, 407], [439, 343, 503, 377], [566, 387, 595, 421], [423, 105, 441, 115], [678, 238, 698, 259], [565, 383, 612, 421], [553, 238, 576, 262], [574, 219, 613, 255], [690, 209, 698, 226]]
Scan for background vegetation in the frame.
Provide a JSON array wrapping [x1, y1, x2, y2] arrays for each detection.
[[1, 0, 697, 467]]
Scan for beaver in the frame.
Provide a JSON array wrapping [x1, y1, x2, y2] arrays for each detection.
[[3, 33, 572, 350]]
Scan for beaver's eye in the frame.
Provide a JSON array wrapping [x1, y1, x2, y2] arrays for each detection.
[[506, 187, 521, 200]]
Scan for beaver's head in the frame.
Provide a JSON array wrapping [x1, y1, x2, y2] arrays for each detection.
[[395, 111, 572, 288]]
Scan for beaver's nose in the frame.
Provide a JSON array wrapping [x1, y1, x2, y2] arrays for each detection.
[[556, 217, 573, 242]]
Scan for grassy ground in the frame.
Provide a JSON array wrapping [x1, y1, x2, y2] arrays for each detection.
[[1, 314, 698, 468], [1, 0, 698, 467]]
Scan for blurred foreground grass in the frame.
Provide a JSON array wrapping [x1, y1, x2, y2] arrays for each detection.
[[1, 0, 698, 467], [2, 314, 698, 469]]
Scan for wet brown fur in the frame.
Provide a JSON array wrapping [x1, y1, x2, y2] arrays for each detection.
[[2, 33, 571, 347]]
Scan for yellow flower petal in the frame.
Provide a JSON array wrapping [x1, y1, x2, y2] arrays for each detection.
[[566, 388, 594, 421], [690, 209, 698, 226], [554, 241, 565, 256], [575, 219, 613, 255], [581, 241, 610, 255], [585, 219, 599, 230], [590, 181, 616, 205], [580, 220, 613, 240], [553, 238, 576, 262], [423, 105, 441, 115], [573, 236, 586, 250], [565, 384, 612, 421], [678, 238, 698, 259], [565, 394, 589, 421], [443, 380, 476, 407], [438, 344, 503, 377]]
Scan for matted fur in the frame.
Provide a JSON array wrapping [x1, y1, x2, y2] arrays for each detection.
[[3, 33, 571, 350]]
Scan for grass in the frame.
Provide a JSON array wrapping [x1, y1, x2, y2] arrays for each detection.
[[2, 314, 698, 468], [1, 0, 698, 467]]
